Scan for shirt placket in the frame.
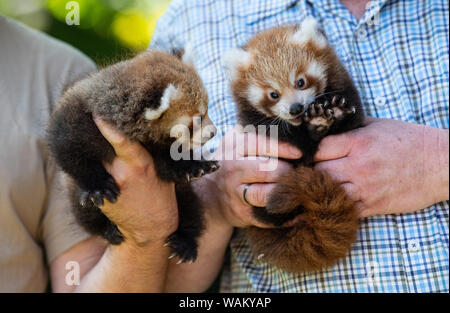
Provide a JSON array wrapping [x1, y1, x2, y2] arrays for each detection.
[[352, 1, 392, 116]]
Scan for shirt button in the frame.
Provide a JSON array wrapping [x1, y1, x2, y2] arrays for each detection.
[[408, 239, 420, 253], [374, 96, 386, 107], [356, 27, 368, 39]]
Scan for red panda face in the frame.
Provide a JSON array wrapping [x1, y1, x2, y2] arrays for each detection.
[[142, 79, 215, 148], [133, 51, 215, 147], [224, 18, 332, 126]]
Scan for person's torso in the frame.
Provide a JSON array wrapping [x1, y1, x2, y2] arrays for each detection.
[[151, 0, 449, 292]]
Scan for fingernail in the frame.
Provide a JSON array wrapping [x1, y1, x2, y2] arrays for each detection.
[[289, 146, 302, 157]]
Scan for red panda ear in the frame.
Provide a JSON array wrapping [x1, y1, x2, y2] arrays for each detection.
[[144, 84, 178, 120], [291, 17, 327, 49], [222, 48, 251, 81], [171, 43, 196, 67], [181, 43, 196, 67]]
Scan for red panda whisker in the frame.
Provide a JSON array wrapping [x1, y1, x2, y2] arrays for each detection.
[[315, 89, 345, 100]]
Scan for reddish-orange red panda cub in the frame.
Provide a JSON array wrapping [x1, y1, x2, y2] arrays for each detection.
[[224, 17, 365, 273]]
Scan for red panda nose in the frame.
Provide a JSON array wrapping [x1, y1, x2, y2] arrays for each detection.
[[289, 103, 305, 116]]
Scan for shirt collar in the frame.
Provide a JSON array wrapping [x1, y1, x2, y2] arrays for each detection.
[[307, 0, 391, 26], [359, 0, 390, 25]]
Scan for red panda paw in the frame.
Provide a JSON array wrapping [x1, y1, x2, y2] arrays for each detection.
[[303, 101, 336, 139], [183, 160, 220, 182], [329, 95, 356, 121], [79, 175, 120, 207]]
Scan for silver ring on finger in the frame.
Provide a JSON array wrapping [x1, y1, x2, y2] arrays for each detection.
[[243, 184, 254, 207]]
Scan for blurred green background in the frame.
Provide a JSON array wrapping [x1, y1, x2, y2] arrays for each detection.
[[0, 0, 171, 65]]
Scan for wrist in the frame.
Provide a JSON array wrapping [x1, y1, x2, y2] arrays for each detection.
[[436, 128, 449, 201], [425, 127, 449, 204], [117, 215, 178, 249], [96, 238, 170, 292], [106, 237, 170, 268]]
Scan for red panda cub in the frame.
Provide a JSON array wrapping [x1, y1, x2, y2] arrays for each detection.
[[223, 17, 365, 273], [47, 51, 219, 262]]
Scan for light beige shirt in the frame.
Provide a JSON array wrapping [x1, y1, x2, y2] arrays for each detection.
[[0, 16, 95, 292]]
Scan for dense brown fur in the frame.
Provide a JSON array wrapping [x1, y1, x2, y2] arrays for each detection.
[[247, 167, 358, 273], [47, 50, 218, 262], [224, 19, 364, 273]]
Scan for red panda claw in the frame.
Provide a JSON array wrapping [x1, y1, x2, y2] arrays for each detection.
[[331, 95, 339, 106]]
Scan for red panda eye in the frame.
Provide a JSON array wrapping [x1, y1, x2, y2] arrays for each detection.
[[270, 91, 280, 100], [296, 78, 306, 89]]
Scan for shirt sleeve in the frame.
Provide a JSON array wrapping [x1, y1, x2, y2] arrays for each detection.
[[40, 46, 97, 263], [41, 163, 91, 263]]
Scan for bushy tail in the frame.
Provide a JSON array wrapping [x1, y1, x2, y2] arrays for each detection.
[[246, 166, 358, 273]]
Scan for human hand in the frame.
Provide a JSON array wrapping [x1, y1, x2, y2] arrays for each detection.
[[93, 116, 178, 246], [315, 116, 449, 218], [200, 126, 303, 228]]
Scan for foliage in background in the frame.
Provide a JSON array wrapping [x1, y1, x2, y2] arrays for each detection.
[[0, 0, 170, 64]]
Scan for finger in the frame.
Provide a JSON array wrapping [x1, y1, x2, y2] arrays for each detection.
[[93, 115, 152, 168], [314, 133, 353, 162], [236, 129, 303, 159], [315, 158, 351, 183], [236, 157, 292, 183], [235, 183, 280, 229], [237, 183, 275, 208], [341, 183, 361, 201], [356, 201, 369, 218], [362, 116, 377, 126]]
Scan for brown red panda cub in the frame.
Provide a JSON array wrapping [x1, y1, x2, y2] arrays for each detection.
[[223, 17, 365, 273], [47, 50, 219, 262]]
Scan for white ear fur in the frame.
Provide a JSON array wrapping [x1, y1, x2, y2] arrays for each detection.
[[301, 16, 319, 33], [291, 17, 327, 48], [182, 42, 196, 67], [144, 84, 178, 120], [222, 48, 251, 81]]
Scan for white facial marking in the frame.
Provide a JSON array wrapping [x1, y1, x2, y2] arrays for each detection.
[[296, 89, 317, 107], [199, 102, 207, 116], [267, 79, 282, 92], [289, 69, 297, 86], [223, 48, 251, 80], [144, 84, 178, 120], [271, 89, 316, 121], [291, 17, 327, 49], [174, 115, 192, 129], [306, 60, 326, 81], [248, 85, 264, 105], [271, 92, 297, 120]]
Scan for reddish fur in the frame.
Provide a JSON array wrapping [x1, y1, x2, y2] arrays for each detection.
[[227, 24, 364, 273], [231, 26, 351, 118], [246, 167, 358, 272]]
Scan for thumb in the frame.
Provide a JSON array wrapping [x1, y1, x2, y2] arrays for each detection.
[[314, 132, 353, 162]]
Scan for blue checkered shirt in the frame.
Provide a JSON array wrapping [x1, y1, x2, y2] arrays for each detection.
[[150, 0, 449, 292]]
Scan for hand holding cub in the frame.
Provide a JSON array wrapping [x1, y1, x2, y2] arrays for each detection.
[[315, 117, 449, 217]]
